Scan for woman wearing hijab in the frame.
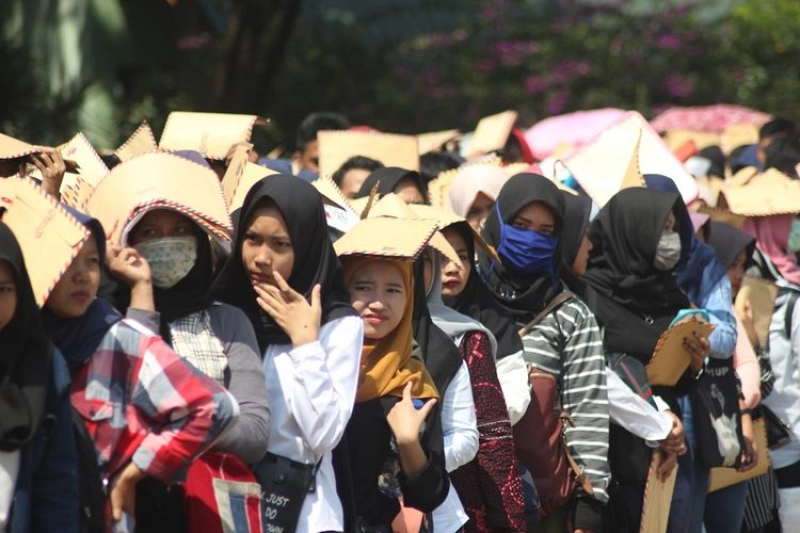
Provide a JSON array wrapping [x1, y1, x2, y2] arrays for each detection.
[[742, 213, 800, 528], [704, 221, 771, 532], [583, 187, 710, 532], [340, 253, 449, 528], [424, 241, 526, 532], [446, 164, 509, 230], [41, 211, 237, 530], [0, 223, 78, 532], [478, 173, 610, 533], [354, 167, 428, 205], [105, 206, 270, 530], [214, 175, 363, 533]]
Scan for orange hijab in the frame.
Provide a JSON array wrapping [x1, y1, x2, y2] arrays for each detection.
[[342, 256, 439, 403]]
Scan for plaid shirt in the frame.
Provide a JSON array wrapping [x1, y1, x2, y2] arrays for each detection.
[[71, 319, 239, 483]]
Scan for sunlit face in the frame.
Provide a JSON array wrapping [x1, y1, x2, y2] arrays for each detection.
[[296, 140, 320, 173], [727, 249, 747, 297], [129, 209, 194, 245], [340, 168, 371, 199], [440, 227, 471, 297], [0, 261, 17, 331], [571, 233, 593, 276], [347, 261, 407, 341], [393, 178, 426, 205], [512, 201, 556, 235], [466, 192, 494, 231], [241, 204, 294, 288], [46, 237, 101, 318]]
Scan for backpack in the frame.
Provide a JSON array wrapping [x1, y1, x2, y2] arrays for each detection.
[[72, 408, 106, 533], [512, 291, 594, 517]]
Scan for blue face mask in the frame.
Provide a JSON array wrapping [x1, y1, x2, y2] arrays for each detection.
[[495, 203, 559, 275]]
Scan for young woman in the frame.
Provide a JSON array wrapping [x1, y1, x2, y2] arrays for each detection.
[[355, 167, 428, 205], [478, 173, 610, 533], [340, 253, 450, 528], [445, 164, 508, 230], [425, 240, 526, 532], [105, 206, 271, 531], [0, 222, 78, 533], [583, 187, 710, 532], [40, 211, 238, 530], [214, 175, 363, 533]]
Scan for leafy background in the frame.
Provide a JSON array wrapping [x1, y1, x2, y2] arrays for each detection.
[[1, 0, 798, 153]]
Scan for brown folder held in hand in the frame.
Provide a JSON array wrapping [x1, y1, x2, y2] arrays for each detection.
[[646, 319, 714, 386]]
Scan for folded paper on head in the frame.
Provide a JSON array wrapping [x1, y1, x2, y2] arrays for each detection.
[[467, 110, 518, 158], [116, 121, 159, 162], [159, 111, 268, 160], [720, 169, 800, 217], [317, 129, 419, 179], [334, 217, 437, 260]]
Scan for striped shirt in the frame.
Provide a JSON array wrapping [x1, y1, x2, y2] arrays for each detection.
[[517, 297, 610, 503]]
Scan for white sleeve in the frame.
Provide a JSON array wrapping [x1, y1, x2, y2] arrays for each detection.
[[606, 368, 672, 444], [442, 361, 479, 472], [273, 315, 363, 457]]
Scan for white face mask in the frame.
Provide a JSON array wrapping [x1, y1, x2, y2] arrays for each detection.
[[134, 237, 197, 289], [654, 231, 682, 271]]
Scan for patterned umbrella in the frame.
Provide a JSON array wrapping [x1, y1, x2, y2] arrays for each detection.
[[650, 104, 771, 133], [524, 108, 626, 160]]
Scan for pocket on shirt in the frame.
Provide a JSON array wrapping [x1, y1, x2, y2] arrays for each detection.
[[73, 397, 116, 422]]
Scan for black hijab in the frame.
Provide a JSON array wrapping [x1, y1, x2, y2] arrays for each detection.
[[583, 187, 691, 316], [442, 222, 524, 360], [412, 258, 464, 396], [477, 173, 565, 323], [214, 174, 355, 350], [559, 191, 595, 300], [355, 167, 428, 200], [0, 223, 52, 451], [41, 211, 121, 374], [707, 221, 756, 270]]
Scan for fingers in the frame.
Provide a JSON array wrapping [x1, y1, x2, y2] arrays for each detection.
[[311, 284, 322, 312], [418, 397, 437, 419], [272, 271, 295, 296], [402, 381, 413, 400]]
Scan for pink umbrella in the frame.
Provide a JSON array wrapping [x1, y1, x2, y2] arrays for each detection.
[[524, 108, 626, 160], [650, 104, 771, 133]]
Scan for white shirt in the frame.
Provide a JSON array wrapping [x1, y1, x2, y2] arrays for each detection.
[[262, 315, 363, 533], [433, 361, 479, 533], [606, 369, 672, 445], [0, 450, 20, 532]]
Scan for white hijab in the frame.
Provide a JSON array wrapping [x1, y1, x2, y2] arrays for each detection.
[[445, 164, 508, 218]]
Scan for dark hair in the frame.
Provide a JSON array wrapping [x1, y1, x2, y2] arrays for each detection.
[[331, 156, 384, 187], [697, 145, 725, 178], [728, 144, 751, 174], [295, 112, 351, 152], [419, 151, 464, 184], [759, 118, 797, 141], [764, 133, 800, 177]]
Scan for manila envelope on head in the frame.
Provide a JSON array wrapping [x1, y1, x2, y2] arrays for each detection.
[[317, 130, 420, 179], [86, 151, 232, 246], [466, 110, 518, 159], [159, 111, 268, 160], [720, 169, 800, 217], [1, 178, 90, 306], [115, 121, 159, 162], [564, 111, 699, 208], [417, 129, 461, 155], [334, 217, 438, 260]]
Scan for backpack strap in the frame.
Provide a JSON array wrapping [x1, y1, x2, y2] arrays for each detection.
[[518, 291, 577, 338]]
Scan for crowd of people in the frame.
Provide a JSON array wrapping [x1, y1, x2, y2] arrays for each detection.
[[1, 108, 800, 533]]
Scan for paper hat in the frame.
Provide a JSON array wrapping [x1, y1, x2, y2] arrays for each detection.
[[366, 193, 459, 264], [85, 151, 232, 246], [695, 205, 745, 228], [1, 178, 90, 306], [408, 203, 501, 264], [0, 133, 39, 160], [159, 112, 268, 160], [317, 129, 419, 179], [313, 176, 361, 234], [417, 129, 461, 155], [721, 123, 759, 156], [564, 111, 699, 207], [116, 121, 159, 162], [229, 162, 278, 213], [720, 169, 800, 217], [334, 217, 438, 260], [467, 110, 518, 158], [59, 132, 110, 178]]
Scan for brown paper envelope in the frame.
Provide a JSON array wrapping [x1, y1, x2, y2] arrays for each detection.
[[417, 129, 461, 155], [564, 112, 698, 208], [334, 217, 438, 260], [0, 133, 39, 159], [409, 203, 501, 264], [221, 143, 254, 206], [640, 452, 678, 533], [646, 319, 714, 386], [708, 418, 769, 492], [467, 110, 518, 158], [721, 170, 800, 217], [115, 121, 159, 162], [2, 178, 90, 306], [59, 132, 110, 178], [313, 175, 359, 214], [159, 111, 268, 160], [721, 123, 760, 156], [734, 278, 779, 349], [86, 152, 232, 245], [229, 162, 278, 213], [317, 130, 420, 179]]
